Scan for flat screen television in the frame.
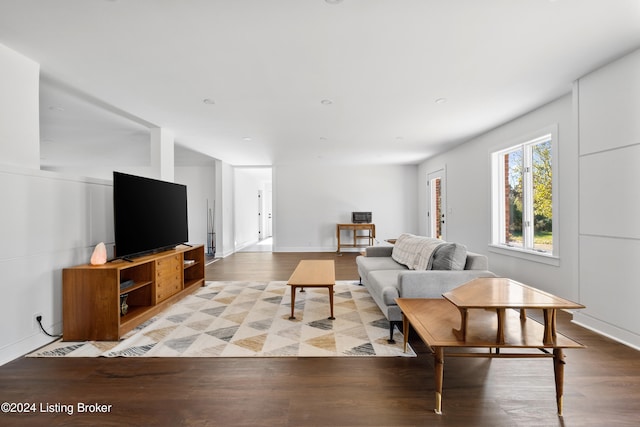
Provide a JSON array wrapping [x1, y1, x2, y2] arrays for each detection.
[[113, 172, 189, 260]]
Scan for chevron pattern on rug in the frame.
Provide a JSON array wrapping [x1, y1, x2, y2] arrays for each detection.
[[28, 281, 415, 358]]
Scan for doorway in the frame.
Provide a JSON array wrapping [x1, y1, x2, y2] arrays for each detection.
[[234, 167, 273, 252], [427, 168, 446, 240]]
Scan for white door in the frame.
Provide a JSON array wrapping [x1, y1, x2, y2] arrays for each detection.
[[258, 190, 264, 240], [427, 169, 446, 240], [257, 189, 273, 240], [264, 188, 272, 238]]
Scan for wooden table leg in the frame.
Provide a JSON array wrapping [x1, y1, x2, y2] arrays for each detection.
[[553, 348, 565, 416], [402, 313, 409, 353], [328, 285, 335, 320], [543, 309, 556, 344], [434, 347, 444, 415], [289, 286, 297, 319], [496, 308, 506, 344], [452, 307, 468, 341]]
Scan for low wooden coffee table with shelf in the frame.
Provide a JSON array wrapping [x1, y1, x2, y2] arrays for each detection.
[[396, 278, 585, 416]]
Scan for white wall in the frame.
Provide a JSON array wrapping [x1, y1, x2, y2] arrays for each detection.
[[573, 49, 640, 349], [418, 94, 579, 302], [273, 164, 418, 252], [215, 160, 235, 258], [0, 44, 40, 169], [175, 164, 216, 250], [0, 166, 113, 365]]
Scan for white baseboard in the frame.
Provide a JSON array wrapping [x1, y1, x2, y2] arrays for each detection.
[[572, 311, 640, 351], [0, 331, 60, 366]]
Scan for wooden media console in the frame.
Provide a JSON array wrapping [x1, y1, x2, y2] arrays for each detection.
[[62, 244, 205, 341]]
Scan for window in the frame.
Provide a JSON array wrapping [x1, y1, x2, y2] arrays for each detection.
[[491, 127, 557, 259]]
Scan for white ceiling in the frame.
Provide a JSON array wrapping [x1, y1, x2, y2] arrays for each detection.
[[1, 0, 639, 168]]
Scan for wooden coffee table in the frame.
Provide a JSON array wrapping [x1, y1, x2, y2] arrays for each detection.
[[396, 295, 584, 415], [287, 260, 336, 320]]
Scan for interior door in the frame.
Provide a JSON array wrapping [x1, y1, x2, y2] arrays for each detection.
[[257, 189, 273, 240], [264, 188, 272, 238], [427, 169, 446, 240]]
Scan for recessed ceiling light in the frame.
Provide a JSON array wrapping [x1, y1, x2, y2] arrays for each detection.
[[242, 137, 252, 142], [435, 98, 447, 104], [325, 0, 344, 4], [48, 105, 65, 111], [320, 99, 333, 105], [203, 98, 215, 105]]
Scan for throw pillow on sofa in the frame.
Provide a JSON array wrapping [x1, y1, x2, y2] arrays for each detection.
[[430, 242, 467, 270]]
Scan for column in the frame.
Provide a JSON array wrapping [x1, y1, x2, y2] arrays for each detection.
[[150, 127, 174, 182]]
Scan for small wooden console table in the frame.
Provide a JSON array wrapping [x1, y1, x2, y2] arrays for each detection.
[[336, 223, 375, 253], [397, 280, 585, 415]]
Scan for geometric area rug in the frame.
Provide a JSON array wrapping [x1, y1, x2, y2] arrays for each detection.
[[27, 281, 415, 358]]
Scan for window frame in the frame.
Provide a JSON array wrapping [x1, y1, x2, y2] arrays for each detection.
[[489, 125, 559, 265]]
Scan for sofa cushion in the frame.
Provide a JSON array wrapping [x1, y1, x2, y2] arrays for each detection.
[[357, 255, 409, 273], [392, 233, 444, 270], [430, 243, 467, 270]]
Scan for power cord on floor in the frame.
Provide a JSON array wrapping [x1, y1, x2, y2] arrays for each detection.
[[36, 315, 62, 338]]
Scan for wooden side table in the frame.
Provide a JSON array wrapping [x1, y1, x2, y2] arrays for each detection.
[[336, 223, 375, 253], [396, 296, 584, 416], [443, 277, 585, 345]]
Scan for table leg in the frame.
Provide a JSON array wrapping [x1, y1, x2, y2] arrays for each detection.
[[289, 286, 297, 320], [336, 225, 341, 253], [434, 347, 444, 415], [543, 309, 556, 344], [496, 308, 506, 344], [402, 313, 409, 353], [452, 307, 468, 341], [553, 348, 565, 416], [328, 285, 335, 320]]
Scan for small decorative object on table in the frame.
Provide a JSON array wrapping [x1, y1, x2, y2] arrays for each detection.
[[120, 279, 135, 292], [120, 293, 129, 316], [90, 242, 107, 265]]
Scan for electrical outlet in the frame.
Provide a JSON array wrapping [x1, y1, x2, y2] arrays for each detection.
[[33, 313, 43, 330]]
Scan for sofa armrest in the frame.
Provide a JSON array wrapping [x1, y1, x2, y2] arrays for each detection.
[[364, 246, 394, 257], [397, 270, 496, 298]]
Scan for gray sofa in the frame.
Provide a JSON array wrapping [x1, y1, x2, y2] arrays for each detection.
[[356, 235, 495, 343]]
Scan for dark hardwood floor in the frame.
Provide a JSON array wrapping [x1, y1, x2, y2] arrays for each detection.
[[2, 252, 639, 426]]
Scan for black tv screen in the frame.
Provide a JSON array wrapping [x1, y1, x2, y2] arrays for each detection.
[[113, 172, 189, 259]]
